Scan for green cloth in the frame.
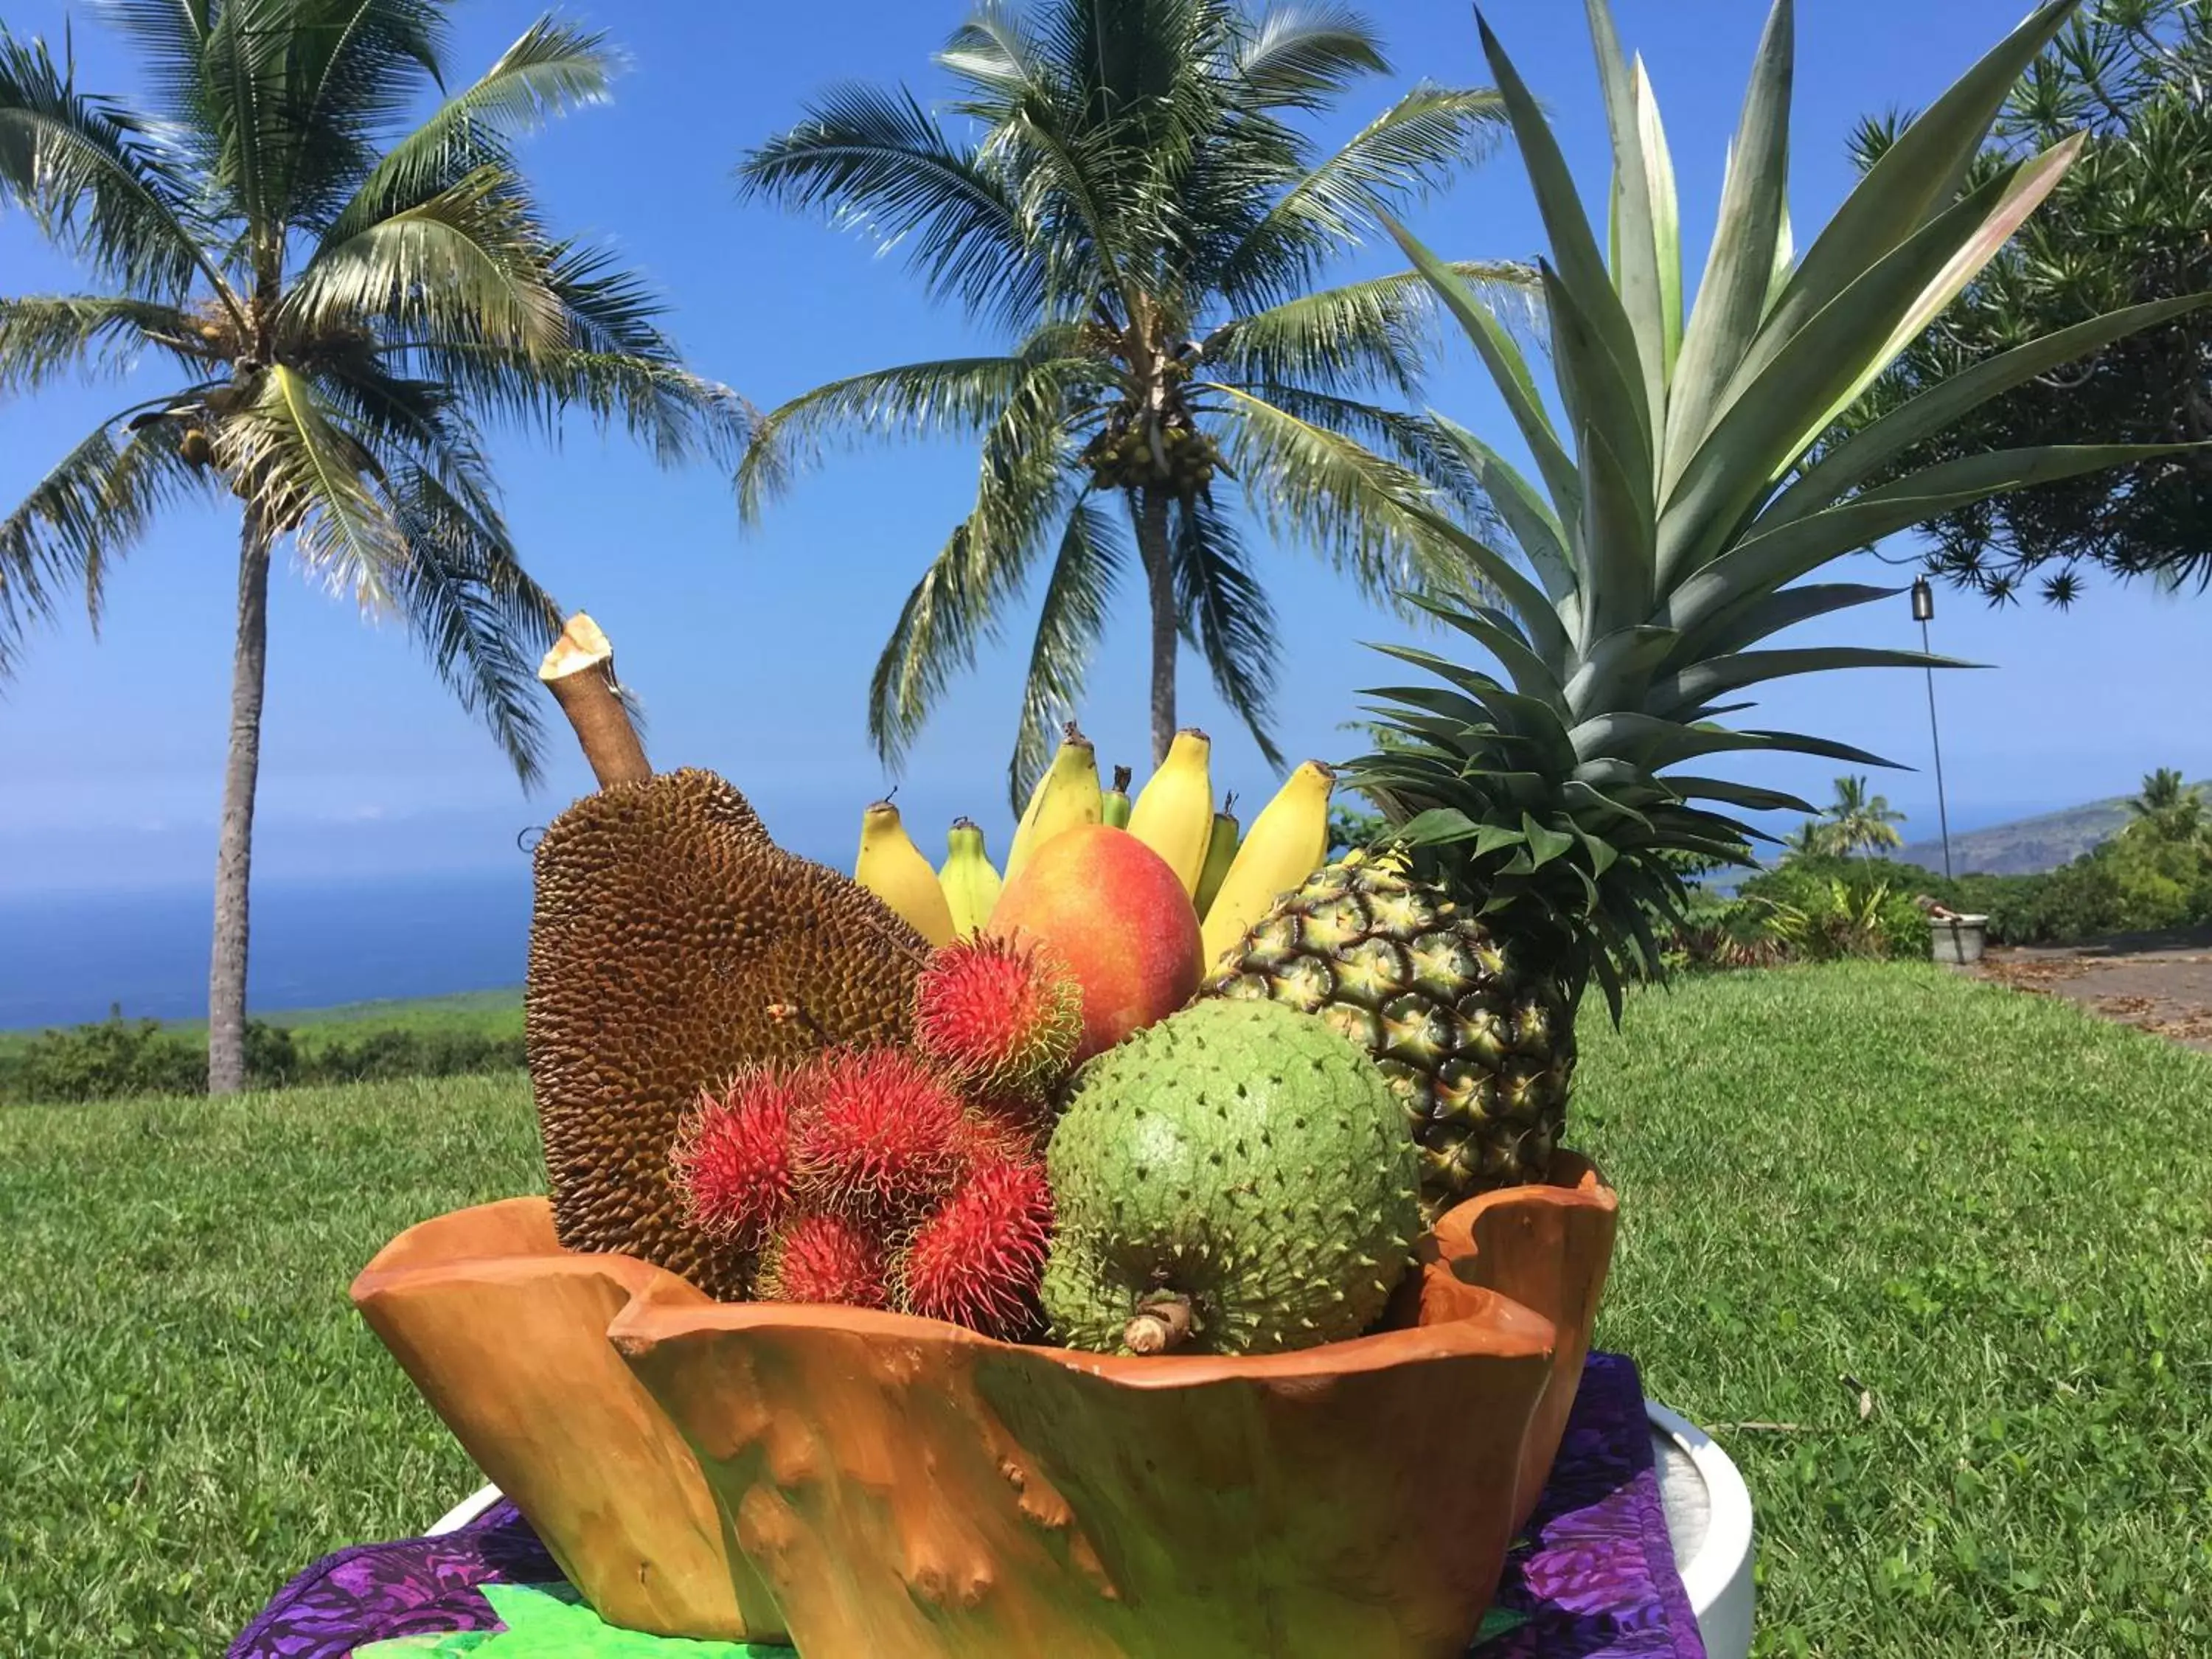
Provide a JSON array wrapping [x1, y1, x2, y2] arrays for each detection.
[[353, 1585, 784, 1658], [351, 1581, 1525, 1657]]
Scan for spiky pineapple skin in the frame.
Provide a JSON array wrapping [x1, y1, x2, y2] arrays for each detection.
[[1201, 855, 1573, 1216]]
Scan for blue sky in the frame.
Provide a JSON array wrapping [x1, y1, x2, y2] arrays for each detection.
[[2, 0, 2205, 900]]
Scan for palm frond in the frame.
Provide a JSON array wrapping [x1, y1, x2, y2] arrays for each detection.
[[223, 364, 408, 611], [1173, 492, 1284, 768], [1211, 383, 1473, 607], [1211, 83, 1512, 304], [0, 414, 209, 669], [97, 1, 215, 136], [195, 0, 293, 239], [0, 30, 231, 307], [316, 13, 616, 244], [288, 163, 565, 349], [260, 0, 451, 233], [738, 347, 1106, 524], [1009, 495, 1125, 804], [0, 294, 200, 392], [1231, 4, 1391, 112], [1222, 382, 1503, 538], [740, 83, 1044, 327], [1207, 259, 1537, 397], [386, 458, 565, 785], [392, 239, 745, 465], [869, 389, 1076, 771]]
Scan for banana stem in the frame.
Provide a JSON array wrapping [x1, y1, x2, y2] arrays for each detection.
[[540, 613, 650, 789]]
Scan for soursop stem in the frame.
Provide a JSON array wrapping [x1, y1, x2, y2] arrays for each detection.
[[1124, 1294, 1194, 1355]]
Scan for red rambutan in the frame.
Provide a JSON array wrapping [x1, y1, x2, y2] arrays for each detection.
[[953, 1099, 1052, 1169], [896, 1158, 1055, 1340], [792, 1047, 967, 1219], [914, 934, 1082, 1102], [757, 1212, 888, 1309], [671, 1066, 801, 1245]]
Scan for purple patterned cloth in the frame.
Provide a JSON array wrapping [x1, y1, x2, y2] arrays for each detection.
[[231, 1352, 1702, 1658]]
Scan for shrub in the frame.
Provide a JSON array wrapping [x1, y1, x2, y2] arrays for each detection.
[[1734, 856, 1933, 961], [0, 1012, 522, 1105]]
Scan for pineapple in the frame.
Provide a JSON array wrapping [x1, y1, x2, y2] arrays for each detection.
[[1260, 0, 2194, 1211], [1206, 853, 1571, 1215]]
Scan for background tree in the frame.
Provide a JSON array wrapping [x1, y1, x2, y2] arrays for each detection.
[[1818, 775, 1908, 857], [737, 0, 1528, 796], [2126, 765, 2205, 841], [1846, 0, 2211, 605], [0, 3, 741, 1093]]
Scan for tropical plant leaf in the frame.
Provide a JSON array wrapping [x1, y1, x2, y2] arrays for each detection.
[[1009, 495, 1124, 804], [1661, 0, 1792, 481], [0, 413, 208, 666], [1174, 491, 1285, 771]]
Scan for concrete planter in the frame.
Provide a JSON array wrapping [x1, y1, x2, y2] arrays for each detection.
[[1930, 913, 1989, 965]]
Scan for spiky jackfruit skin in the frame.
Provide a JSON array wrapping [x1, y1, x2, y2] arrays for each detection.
[[526, 769, 926, 1300], [1203, 855, 1575, 1219], [1041, 1000, 1419, 1356]]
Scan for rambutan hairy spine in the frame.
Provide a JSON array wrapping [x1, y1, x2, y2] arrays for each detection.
[[757, 1212, 888, 1309], [792, 1046, 967, 1220], [671, 1065, 801, 1246], [897, 1158, 1055, 1340], [914, 934, 1082, 1101]]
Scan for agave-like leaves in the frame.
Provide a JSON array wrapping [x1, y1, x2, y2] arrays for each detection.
[[1356, 0, 2210, 1006]]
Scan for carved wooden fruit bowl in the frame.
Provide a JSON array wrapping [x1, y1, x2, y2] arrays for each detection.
[[352, 1158, 1617, 1659]]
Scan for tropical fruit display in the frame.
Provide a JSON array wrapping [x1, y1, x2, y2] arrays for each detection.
[[518, 0, 2183, 1371]]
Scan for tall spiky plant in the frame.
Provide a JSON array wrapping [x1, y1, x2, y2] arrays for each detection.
[[1187, 0, 2212, 1206], [1349, 0, 2205, 1020], [0, 4, 743, 1093]]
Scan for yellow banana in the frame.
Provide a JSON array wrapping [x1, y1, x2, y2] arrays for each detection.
[[1004, 725, 1101, 883], [1193, 793, 1241, 920], [1102, 765, 1133, 829], [856, 799, 956, 947], [1200, 761, 1335, 966], [938, 817, 1004, 936], [1127, 728, 1213, 896]]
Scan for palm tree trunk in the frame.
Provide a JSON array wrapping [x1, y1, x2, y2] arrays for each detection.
[[207, 512, 273, 1096], [1135, 488, 1176, 766]]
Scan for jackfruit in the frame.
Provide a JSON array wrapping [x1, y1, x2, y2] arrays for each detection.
[[526, 768, 928, 1299]]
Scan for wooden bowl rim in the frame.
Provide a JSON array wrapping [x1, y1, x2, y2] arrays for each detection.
[[352, 1156, 1621, 1382]]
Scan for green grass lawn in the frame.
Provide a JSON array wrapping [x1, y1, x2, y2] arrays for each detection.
[[2, 964, 2206, 1655]]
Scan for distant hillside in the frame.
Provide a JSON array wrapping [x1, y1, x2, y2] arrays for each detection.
[[1898, 782, 2211, 876]]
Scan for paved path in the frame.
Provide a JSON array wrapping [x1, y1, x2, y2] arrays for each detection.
[[1972, 925, 2212, 1053]]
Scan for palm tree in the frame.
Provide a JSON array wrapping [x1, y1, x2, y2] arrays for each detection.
[[0, 4, 742, 1093], [2126, 767, 2202, 841], [1781, 821, 1826, 860], [737, 0, 1527, 796], [1818, 776, 1907, 858]]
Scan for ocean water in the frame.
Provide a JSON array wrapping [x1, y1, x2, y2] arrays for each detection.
[[0, 871, 531, 1030]]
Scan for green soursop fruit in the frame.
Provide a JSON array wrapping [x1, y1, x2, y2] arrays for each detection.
[[1041, 999, 1421, 1356]]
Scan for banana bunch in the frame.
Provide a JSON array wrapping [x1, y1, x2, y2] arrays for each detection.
[[850, 723, 1337, 961], [854, 800, 956, 947], [938, 818, 1001, 936], [1126, 728, 1214, 897], [1198, 761, 1335, 965]]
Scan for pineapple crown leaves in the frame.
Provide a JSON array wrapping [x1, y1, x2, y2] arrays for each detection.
[[1352, 0, 2212, 1015]]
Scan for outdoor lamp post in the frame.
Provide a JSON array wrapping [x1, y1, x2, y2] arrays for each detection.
[[1913, 577, 1955, 879]]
